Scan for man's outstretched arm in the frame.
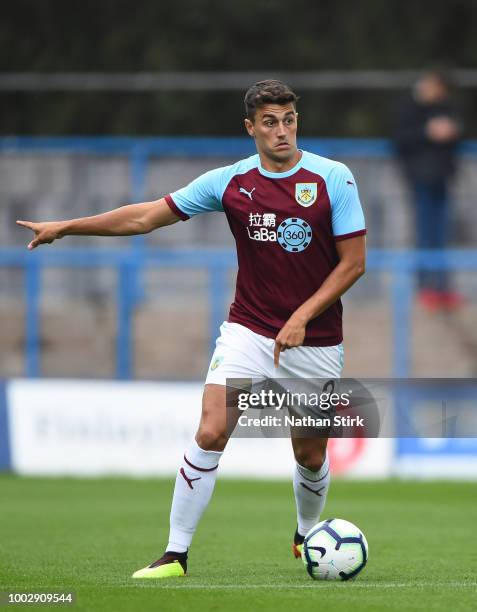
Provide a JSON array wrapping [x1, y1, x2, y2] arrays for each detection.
[[17, 198, 179, 250]]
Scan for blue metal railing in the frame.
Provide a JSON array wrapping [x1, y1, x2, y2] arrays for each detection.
[[2, 136, 477, 379], [2, 136, 477, 156], [1, 246, 477, 379]]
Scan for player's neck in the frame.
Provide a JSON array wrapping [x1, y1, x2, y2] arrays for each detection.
[[259, 149, 302, 174]]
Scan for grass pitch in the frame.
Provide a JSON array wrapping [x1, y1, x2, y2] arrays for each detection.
[[0, 476, 475, 611]]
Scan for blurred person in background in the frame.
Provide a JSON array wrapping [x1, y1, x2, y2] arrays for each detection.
[[394, 69, 463, 310]]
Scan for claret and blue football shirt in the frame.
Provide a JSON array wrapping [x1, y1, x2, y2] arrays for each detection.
[[164, 150, 366, 346]]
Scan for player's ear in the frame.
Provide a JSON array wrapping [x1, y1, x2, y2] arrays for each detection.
[[244, 118, 255, 138]]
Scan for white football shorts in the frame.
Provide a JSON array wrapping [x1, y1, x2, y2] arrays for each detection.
[[205, 321, 344, 386]]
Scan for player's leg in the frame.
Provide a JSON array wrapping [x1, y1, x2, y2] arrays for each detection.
[[132, 383, 241, 578], [133, 321, 267, 578], [274, 344, 341, 559], [290, 436, 330, 557], [167, 383, 240, 553]]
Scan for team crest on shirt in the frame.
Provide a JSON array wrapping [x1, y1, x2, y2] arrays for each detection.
[[295, 183, 318, 207]]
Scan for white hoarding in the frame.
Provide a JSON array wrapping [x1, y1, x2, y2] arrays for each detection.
[[7, 379, 392, 478]]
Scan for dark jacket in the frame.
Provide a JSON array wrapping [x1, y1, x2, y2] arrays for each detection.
[[394, 95, 461, 185]]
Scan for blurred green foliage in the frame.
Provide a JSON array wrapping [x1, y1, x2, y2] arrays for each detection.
[[1, 0, 476, 135]]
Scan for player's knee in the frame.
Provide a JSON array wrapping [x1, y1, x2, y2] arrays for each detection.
[[195, 428, 228, 452], [294, 447, 326, 472]]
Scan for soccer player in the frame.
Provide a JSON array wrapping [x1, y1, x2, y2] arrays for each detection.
[[17, 80, 366, 578]]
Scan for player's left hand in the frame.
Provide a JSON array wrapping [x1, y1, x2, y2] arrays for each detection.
[[274, 316, 307, 367]]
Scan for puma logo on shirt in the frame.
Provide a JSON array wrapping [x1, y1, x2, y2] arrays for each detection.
[[239, 186, 256, 200]]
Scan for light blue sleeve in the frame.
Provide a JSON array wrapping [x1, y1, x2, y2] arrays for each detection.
[[168, 167, 229, 218], [328, 163, 366, 239]]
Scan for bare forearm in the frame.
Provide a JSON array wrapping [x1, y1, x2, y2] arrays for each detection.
[[273, 259, 365, 366], [17, 198, 180, 249], [273, 230, 366, 365], [59, 203, 163, 237], [293, 260, 365, 325]]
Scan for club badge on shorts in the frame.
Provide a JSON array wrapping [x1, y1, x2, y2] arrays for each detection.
[[295, 183, 318, 207], [210, 356, 224, 371]]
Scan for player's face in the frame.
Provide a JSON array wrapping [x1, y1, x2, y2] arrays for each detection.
[[245, 103, 299, 167]]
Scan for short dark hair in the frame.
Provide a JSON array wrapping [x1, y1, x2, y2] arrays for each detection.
[[244, 79, 298, 120]]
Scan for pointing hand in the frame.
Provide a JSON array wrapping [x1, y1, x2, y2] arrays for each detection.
[[16, 220, 63, 250]]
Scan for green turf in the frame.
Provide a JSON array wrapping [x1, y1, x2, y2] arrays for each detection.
[[0, 476, 475, 611]]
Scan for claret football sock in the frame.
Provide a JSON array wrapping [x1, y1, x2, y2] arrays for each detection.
[[293, 452, 330, 538], [167, 438, 223, 553]]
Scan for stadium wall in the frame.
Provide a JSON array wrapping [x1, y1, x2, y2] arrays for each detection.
[[1, 379, 476, 479]]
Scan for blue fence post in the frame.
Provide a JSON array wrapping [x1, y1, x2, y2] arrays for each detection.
[[25, 259, 41, 377], [208, 263, 226, 358], [391, 255, 413, 378], [116, 258, 136, 379], [130, 143, 148, 247], [0, 380, 11, 471], [129, 143, 148, 305]]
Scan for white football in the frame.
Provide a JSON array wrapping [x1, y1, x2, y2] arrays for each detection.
[[301, 518, 368, 581]]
